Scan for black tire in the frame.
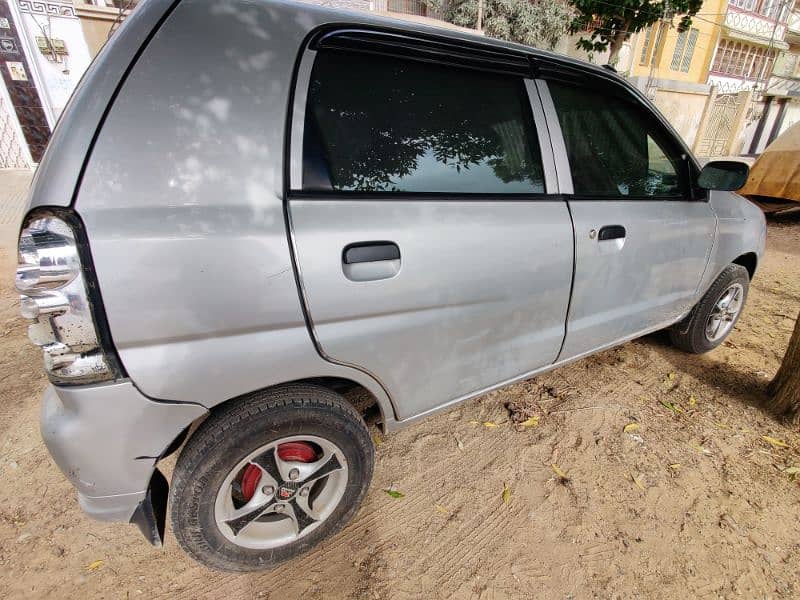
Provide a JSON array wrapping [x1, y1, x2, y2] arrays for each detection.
[[669, 263, 750, 354], [170, 384, 374, 572]]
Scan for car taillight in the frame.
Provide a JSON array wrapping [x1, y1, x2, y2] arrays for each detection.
[[16, 214, 114, 384]]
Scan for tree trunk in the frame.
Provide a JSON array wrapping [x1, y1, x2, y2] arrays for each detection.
[[607, 25, 629, 66], [768, 308, 800, 423]]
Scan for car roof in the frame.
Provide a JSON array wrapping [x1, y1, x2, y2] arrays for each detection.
[[287, 0, 618, 81]]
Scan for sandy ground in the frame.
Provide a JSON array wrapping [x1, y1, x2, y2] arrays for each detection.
[[1, 172, 799, 598]]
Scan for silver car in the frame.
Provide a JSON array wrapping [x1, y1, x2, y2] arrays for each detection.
[[17, 0, 765, 572]]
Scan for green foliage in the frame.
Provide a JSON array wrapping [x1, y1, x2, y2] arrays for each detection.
[[429, 0, 574, 50], [570, 0, 704, 62]]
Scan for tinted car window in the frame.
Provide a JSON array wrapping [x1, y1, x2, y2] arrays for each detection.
[[548, 81, 685, 198], [303, 50, 545, 194]]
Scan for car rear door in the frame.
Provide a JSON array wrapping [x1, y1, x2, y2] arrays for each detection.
[[287, 33, 574, 421], [539, 78, 716, 360]]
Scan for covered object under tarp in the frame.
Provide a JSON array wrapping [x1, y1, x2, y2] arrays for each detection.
[[739, 121, 800, 208]]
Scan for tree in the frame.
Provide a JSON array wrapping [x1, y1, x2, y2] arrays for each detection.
[[768, 311, 800, 423], [429, 0, 574, 50], [570, 0, 703, 65]]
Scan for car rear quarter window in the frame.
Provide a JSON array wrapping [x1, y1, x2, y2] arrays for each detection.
[[547, 80, 687, 199], [302, 50, 545, 195]]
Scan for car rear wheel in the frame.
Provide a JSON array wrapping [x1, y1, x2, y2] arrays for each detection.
[[669, 263, 750, 354], [170, 384, 374, 572]]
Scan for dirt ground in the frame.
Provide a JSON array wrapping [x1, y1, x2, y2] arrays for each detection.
[[2, 195, 800, 599]]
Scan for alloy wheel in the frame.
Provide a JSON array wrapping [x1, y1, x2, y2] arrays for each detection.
[[705, 282, 744, 342], [214, 435, 348, 549]]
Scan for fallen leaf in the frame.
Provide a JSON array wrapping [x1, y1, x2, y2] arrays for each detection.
[[660, 400, 684, 414], [623, 423, 640, 433], [372, 432, 383, 447], [434, 504, 448, 514], [384, 489, 404, 499], [520, 416, 540, 428], [502, 483, 511, 505], [784, 467, 800, 475], [86, 560, 104, 572], [469, 420, 480, 425], [689, 442, 712, 455], [688, 395, 697, 407], [551, 464, 570, 481], [455, 436, 464, 451], [668, 463, 681, 470], [630, 473, 646, 491], [763, 436, 789, 449], [483, 421, 498, 428]]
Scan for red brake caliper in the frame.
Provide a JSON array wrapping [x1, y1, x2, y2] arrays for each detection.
[[240, 442, 318, 501]]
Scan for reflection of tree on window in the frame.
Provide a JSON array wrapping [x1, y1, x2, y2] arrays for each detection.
[[303, 51, 545, 194]]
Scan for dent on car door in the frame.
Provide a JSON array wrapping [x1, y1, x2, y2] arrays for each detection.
[[541, 79, 716, 360], [287, 41, 574, 421]]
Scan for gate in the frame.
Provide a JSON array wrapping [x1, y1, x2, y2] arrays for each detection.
[[695, 93, 740, 157]]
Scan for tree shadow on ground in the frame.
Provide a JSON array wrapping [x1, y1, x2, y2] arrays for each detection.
[[641, 331, 774, 416]]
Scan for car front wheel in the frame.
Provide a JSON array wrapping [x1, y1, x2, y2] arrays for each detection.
[[170, 384, 374, 572], [669, 263, 750, 354]]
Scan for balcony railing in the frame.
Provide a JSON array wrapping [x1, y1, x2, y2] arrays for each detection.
[[725, 5, 787, 42], [789, 10, 800, 34]]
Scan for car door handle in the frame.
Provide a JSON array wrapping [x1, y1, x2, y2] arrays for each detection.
[[598, 225, 626, 241], [343, 241, 400, 264], [342, 242, 401, 282]]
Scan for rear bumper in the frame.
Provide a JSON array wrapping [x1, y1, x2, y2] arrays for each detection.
[[40, 381, 207, 522]]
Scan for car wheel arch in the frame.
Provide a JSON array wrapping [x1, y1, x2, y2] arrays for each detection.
[[732, 252, 757, 280]]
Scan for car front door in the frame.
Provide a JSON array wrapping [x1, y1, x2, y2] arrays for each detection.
[[287, 37, 574, 421], [540, 79, 716, 360]]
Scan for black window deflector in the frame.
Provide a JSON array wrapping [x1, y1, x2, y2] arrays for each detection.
[[343, 242, 400, 264], [312, 28, 531, 76]]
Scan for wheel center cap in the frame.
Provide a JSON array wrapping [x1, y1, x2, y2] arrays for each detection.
[[277, 482, 299, 500]]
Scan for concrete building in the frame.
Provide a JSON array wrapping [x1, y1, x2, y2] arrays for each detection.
[[746, 1, 800, 152], [708, 0, 791, 92], [1, 0, 91, 167], [630, 0, 728, 86], [73, 0, 136, 57]]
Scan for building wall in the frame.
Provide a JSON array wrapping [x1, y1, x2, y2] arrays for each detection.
[[73, 3, 114, 57], [629, 0, 726, 84], [653, 87, 712, 148], [553, 32, 634, 71], [782, 99, 800, 133], [0, 66, 30, 168], [629, 76, 713, 147], [0, 0, 49, 162], [16, 0, 92, 117]]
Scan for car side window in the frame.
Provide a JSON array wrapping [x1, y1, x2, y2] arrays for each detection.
[[548, 80, 687, 199], [302, 50, 545, 194]]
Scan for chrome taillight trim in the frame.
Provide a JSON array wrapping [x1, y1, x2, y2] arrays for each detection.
[[17, 210, 122, 384], [15, 218, 81, 292]]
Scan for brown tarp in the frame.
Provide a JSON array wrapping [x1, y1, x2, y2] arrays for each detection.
[[739, 121, 800, 202]]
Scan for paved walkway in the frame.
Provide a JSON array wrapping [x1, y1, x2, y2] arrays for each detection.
[[0, 168, 33, 275], [0, 168, 32, 226]]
